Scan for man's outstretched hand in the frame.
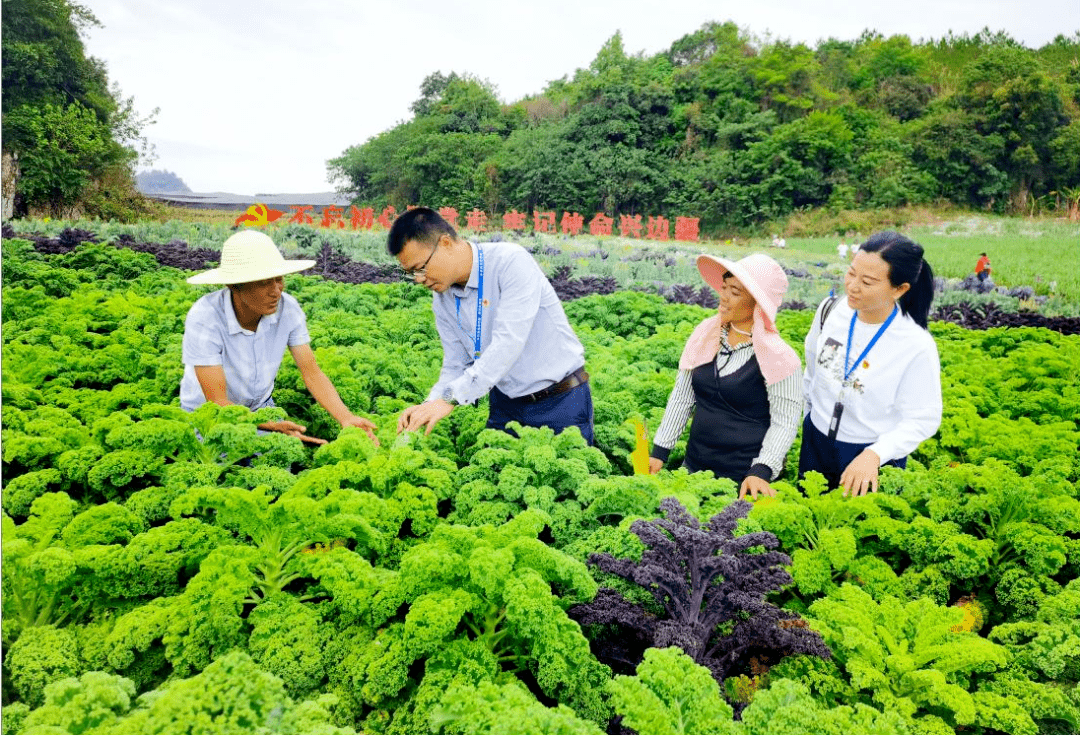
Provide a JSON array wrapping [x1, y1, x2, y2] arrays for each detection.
[[340, 414, 380, 446], [397, 400, 454, 435], [259, 419, 327, 445]]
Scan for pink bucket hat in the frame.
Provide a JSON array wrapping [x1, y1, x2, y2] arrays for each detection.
[[679, 253, 801, 385]]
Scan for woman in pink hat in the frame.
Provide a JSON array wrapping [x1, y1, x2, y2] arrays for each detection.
[[649, 253, 803, 499], [180, 230, 379, 446]]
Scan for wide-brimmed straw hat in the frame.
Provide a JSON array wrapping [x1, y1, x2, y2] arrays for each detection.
[[696, 253, 788, 332], [187, 231, 315, 285], [679, 253, 800, 386]]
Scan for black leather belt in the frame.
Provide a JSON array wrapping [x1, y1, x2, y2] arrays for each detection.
[[520, 367, 589, 404]]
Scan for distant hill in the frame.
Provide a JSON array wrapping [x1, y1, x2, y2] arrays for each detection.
[[136, 169, 192, 194]]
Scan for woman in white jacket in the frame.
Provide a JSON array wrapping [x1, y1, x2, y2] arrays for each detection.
[[800, 231, 942, 496]]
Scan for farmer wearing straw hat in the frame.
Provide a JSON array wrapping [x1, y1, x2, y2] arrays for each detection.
[[180, 230, 379, 445], [648, 253, 803, 499]]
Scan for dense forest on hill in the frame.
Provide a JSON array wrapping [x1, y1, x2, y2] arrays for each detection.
[[328, 24, 1080, 232]]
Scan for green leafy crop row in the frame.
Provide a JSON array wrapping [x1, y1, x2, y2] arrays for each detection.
[[2, 240, 1077, 734]]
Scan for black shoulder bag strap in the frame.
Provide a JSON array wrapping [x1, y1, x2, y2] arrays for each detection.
[[819, 294, 840, 330]]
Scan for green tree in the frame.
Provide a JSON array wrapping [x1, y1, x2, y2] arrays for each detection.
[[812, 33, 936, 121], [330, 71, 512, 212], [562, 91, 673, 214], [877, 74, 934, 121], [667, 24, 763, 153], [749, 40, 828, 123], [1, 0, 111, 118], [850, 33, 929, 91], [485, 35, 678, 216], [410, 70, 456, 118], [815, 38, 858, 99], [329, 120, 425, 208], [4, 103, 116, 212], [906, 106, 1010, 207], [435, 76, 506, 135], [327, 22, 1078, 230], [667, 20, 752, 68], [827, 106, 933, 208], [739, 110, 855, 218], [411, 71, 510, 135], [663, 148, 747, 230], [1049, 119, 1080, 196], [2, 0, 156, 218], [328, 116, 502, 213], [924, 28, 1025, 84], [486, 118, 592, 213], [954, 46, 1070, 209]]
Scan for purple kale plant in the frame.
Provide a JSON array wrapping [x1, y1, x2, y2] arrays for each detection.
[[568, 497, 830, 685], [548, 264, 619, 301]]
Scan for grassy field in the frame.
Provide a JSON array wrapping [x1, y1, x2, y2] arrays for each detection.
[[775, 217, 1080, 300]]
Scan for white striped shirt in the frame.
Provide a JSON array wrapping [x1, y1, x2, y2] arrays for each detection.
[[652, 326, 802, 480]]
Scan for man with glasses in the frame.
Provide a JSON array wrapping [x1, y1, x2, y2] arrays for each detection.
[[388, 207, 594, 444]]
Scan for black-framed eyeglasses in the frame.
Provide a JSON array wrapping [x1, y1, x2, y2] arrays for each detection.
[[399, 236, 442, 281]]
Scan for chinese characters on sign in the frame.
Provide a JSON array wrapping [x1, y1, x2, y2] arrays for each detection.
[[236, 204, 700, 242]]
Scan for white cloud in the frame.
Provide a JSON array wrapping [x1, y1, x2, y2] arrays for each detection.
[[80, 0, 1080, 195]]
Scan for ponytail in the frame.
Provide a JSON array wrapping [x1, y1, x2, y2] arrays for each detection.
[[858, 231, 935, 329], [900, 258, 934, 328]]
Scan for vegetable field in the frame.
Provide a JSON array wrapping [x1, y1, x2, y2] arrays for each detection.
[[2, 222, 1078, 735]]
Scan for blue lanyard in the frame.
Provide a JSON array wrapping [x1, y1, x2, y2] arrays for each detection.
[[844, 304, 897, 384], [454, 246, 484, 359]]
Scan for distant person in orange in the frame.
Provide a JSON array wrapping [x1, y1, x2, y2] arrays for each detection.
[[975, 252, 992, 282]]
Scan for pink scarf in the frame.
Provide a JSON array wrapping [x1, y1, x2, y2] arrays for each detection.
[[678, 308, 801, 386]]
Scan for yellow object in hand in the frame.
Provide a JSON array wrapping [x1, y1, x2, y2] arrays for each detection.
[[631, 418, 650, 475]]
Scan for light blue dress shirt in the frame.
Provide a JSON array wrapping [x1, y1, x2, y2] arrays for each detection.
[[427, 241, 585, 405], [179, 289, 310, 411]]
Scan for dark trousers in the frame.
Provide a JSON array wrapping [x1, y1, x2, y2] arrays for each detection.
[[487, 381, 595, 446], [797, 413, 905, 489]]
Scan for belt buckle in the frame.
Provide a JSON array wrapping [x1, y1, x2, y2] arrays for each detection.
[[528, 380, 560, 403]]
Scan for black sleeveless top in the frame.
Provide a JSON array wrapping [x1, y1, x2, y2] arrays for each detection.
[[683, 351, 771, 483]]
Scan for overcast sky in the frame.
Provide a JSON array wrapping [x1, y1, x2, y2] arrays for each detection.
[[81, 0, 1079, 196]]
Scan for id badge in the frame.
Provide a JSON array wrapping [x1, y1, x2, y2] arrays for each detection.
[[827, 386, 847, 443], [827, 401, 844, 443]]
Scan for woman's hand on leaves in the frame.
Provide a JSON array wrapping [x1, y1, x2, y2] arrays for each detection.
[[841, 449, 881, 496], [739, 475, 776, 500]]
